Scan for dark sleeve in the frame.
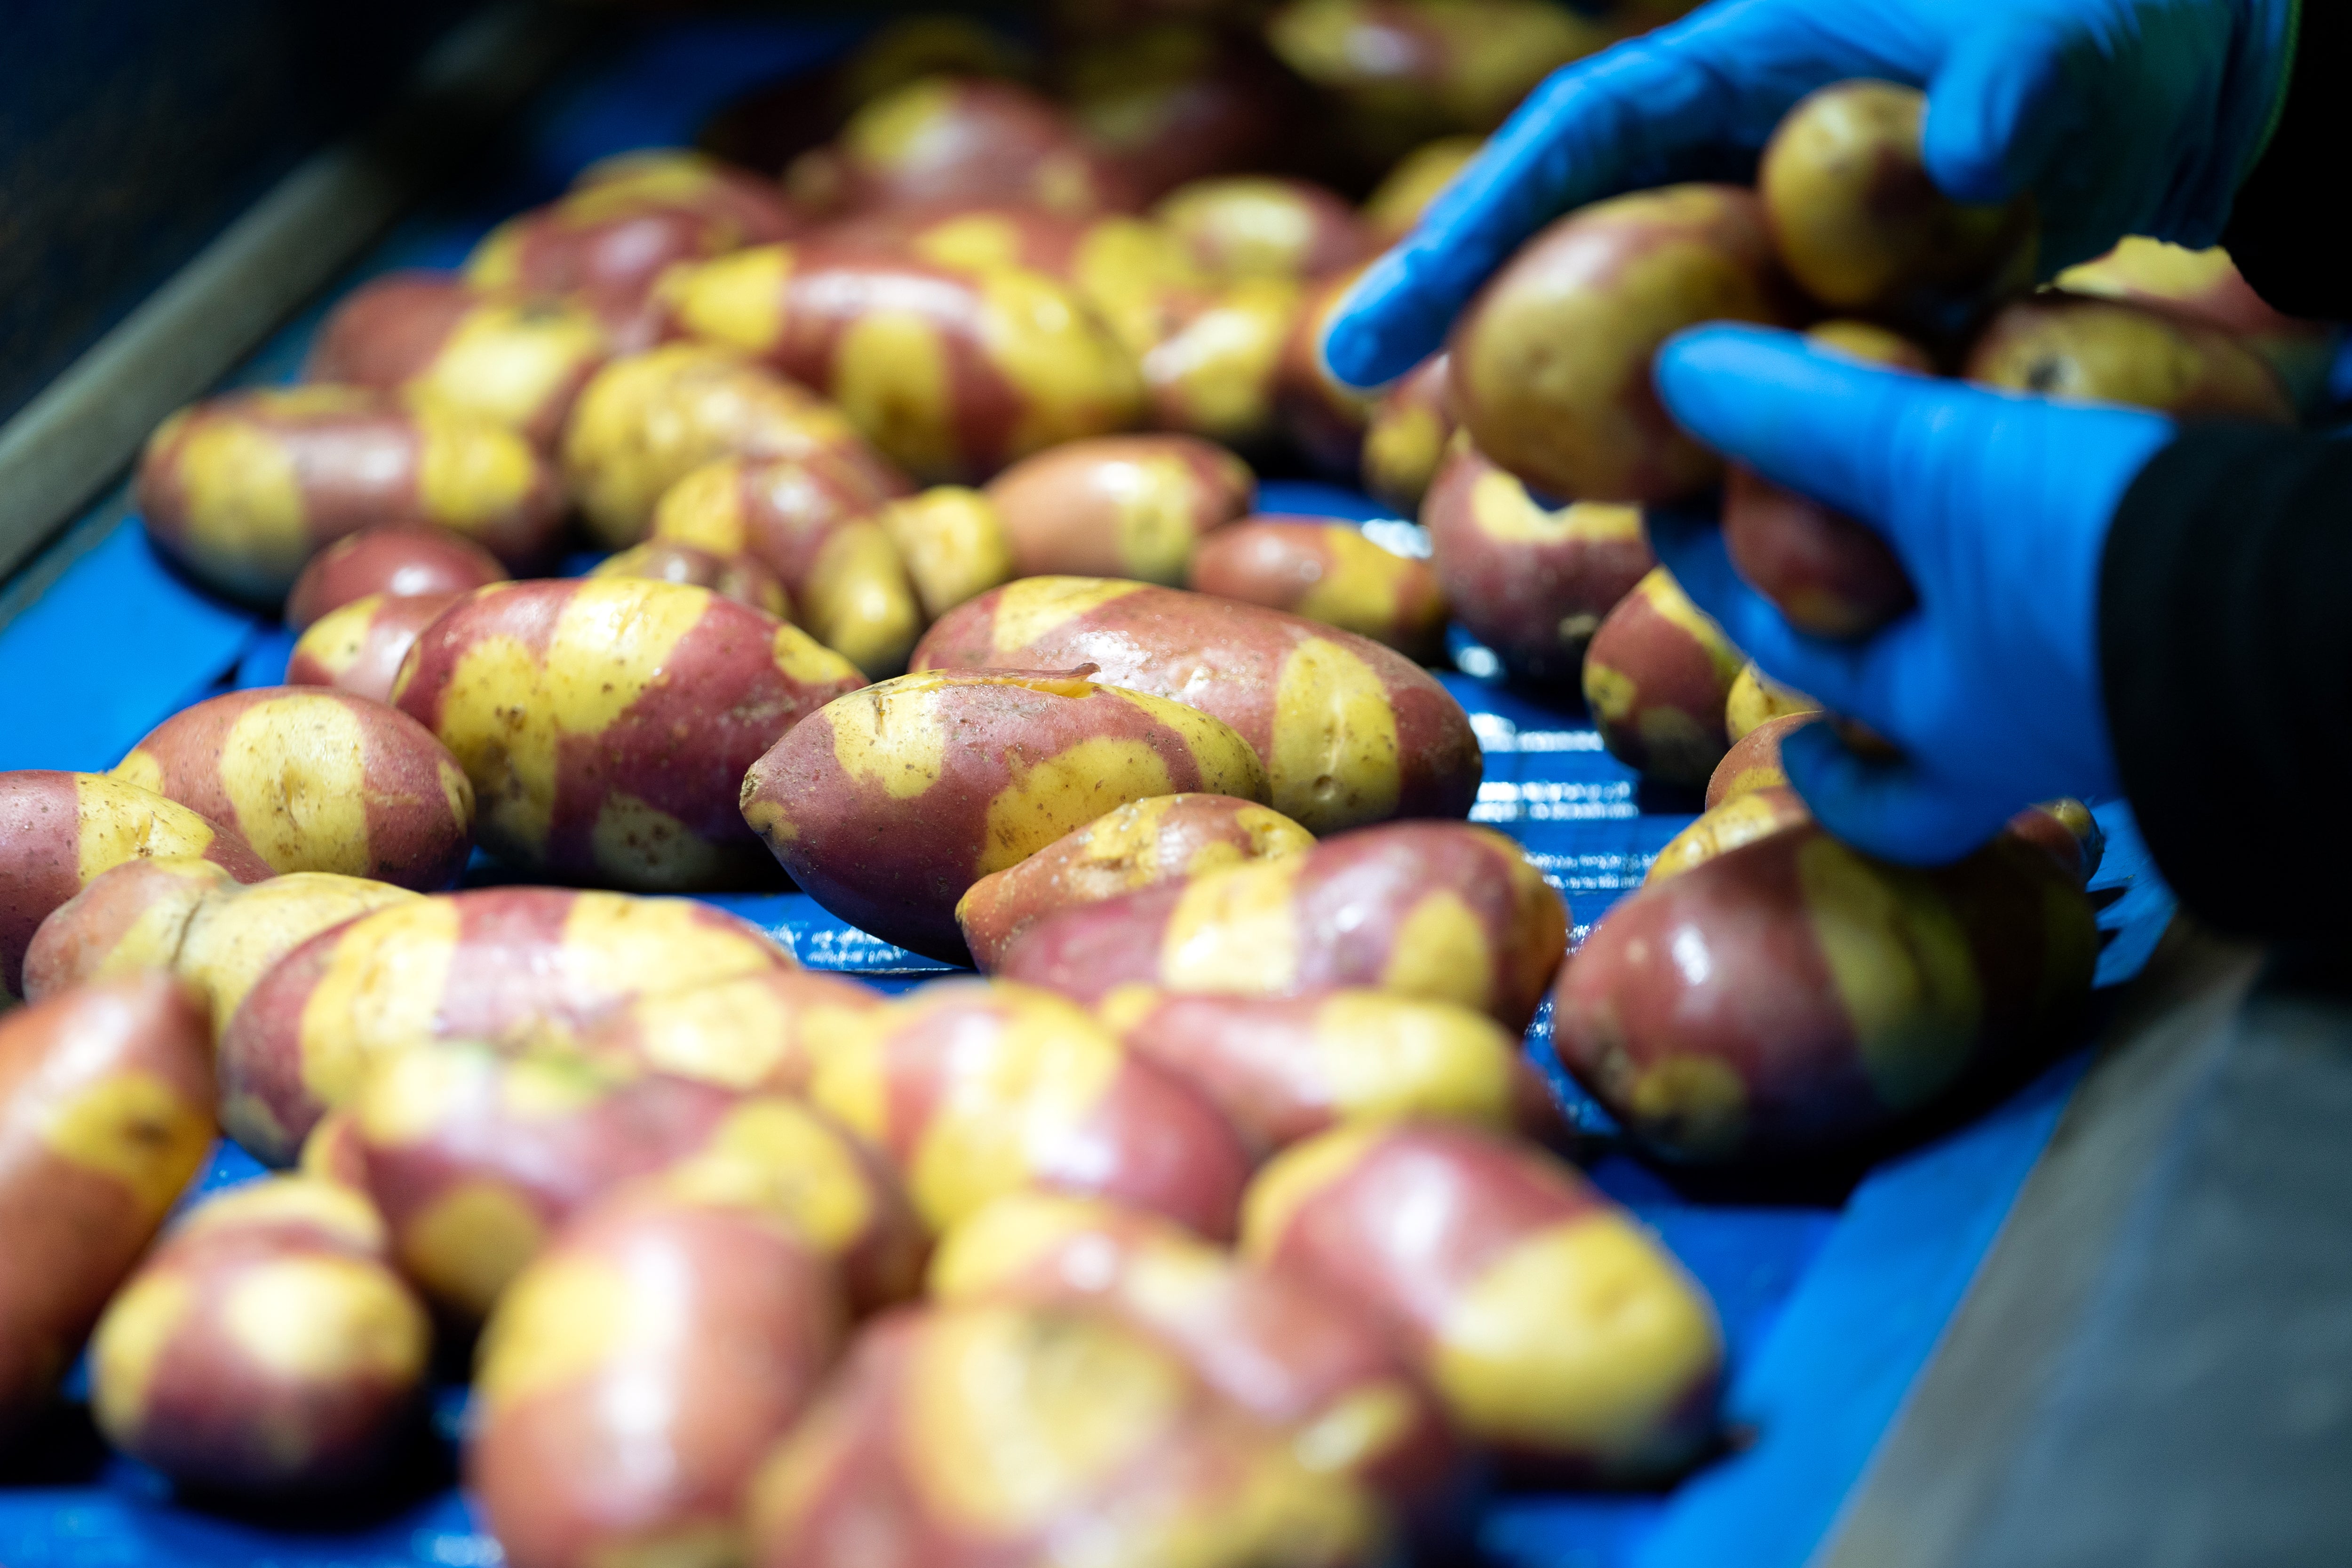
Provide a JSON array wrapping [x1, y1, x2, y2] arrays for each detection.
[[2220, 0, 2352, 318], [2100, 423, 2352, 939]]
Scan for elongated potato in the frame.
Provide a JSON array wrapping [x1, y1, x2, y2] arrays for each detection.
[[1360, 352, 1456, 511], [1190, 518, 1448, 659], [930, 1193, 1457, 1497], [89, 1176, 430, 1496], [806, 979, 1252, 1238], [115, 688, 475, 889], [1000, 821, 1567, 1030], [287, 590, 465, 705], [1645, 786, 1813, 884], [1724, 661, 1822, 743], [285, 525, 509, 631], [958, 793, 1312, 970], [0, 771, 270, 998], [1154, 175, 1369, 279], [0, 975, 215, 1441], [744, 1300, 1383, 1568], [578, 968, 884, 1095], [983, 433, 1254, 584], [216, 887, 794, 1164], [1362, 135, 1481, 245], [913, 577, 1481, 833], [138, 387, 565, 600], [1584, 566, 1746, 786], [784, 75, 1138, 218], [1553, 822, 2098, 1162], [473, 1191, 843, 1568], [394, 578, 864, 890], [1964, 293, 2295, 421], [590, 540, 792, 619]]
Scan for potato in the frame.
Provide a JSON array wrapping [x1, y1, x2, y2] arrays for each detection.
[[1583, 566, 1746, 786], [0, 771, 270, 998], [284, 525, 508, 632], [1242, 1120, 1722, 1475], [473, 1190, 842, 1568], [1964, 293, 2296, 421], [1139, 275, 1305, 448], [0, 975, 215, 1441], [578, 968, 885, 1095], [1154, 176, 1370, 280], [394, 577, 864, 889], [138, 387, 566, 600], [1058, 24, 1303, 201], [871, 487, 1019, 621], [1362, 135, 1481, 245], [216, 886, 795, 1164], [806, 979, 1252, 1238], [563, 344, 908, 549], [301, 1110, 369, 1191], [1276, 268, 1377, 473], [1449, 184, 1792, 503], [784, 76, 1138, 218], [590, 540, 792, 619], [744, 1300, 1383, 1568], [306, 272, 612, 447], [1265, 0, 1611, 139], [996, 821, 1569, 1031], [1760, 81, 2035, 331], [958, 793, 1312, 970], [1552, 822, 2098, 1161], [1421, 434, 1654, 681], [742, 668, 1269, 962], [2007, 797, 2106, 886], [1360, 352, 1456, 511], [1189, 518, 1448, 660], [1723, 661, 1823, 744], [115, 687, 475, 889], [2055, 235, 2338, 407], [654, 242, 1145, 484], [913, 577, 1482, 833], [983, 433, 1254, 585], [1099, 987, 1560, 1155], [1704, 710, 1820, 809], [930, 1193, 1457, 1497], [1645, 786, 1814, 884], [89, 1176, 430, 1496], [286, 590, 465, 705]]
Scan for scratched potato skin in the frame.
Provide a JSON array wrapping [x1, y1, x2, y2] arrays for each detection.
[[0, 975, 215, 1443], [284, 525, 509, 632], [1582, 566, 1747, 788], [995, 821, 1569, 1032], [912, 577, 1482, 834], [577, 967, 885, 1096], [1552, 821, 2098, 1163], [983, 433, 1254, 584], [590, 540, 793, 620], [743, 668, 1270, 963], [1190, 518, 1449, 660], [215, 886, 796, 1166], [1153, 175, 1370, 280], [88, 1176, 431, 1496], [1242, 1121, 1724, 1477], [394, 578, 865, 891], [137, 387, 566, 602], [472, 1191, 845, 1568], [114, 687, 476, 891], [0, 771, 271, 999], [958, 793, 1313, 971], [1360, 352, 1457, 511]]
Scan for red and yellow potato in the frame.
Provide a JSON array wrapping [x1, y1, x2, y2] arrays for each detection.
[[1723, 661, 1822, 744], [1136, 274, 1305, 449], [2057, 235, 2338, 408], [742, 668, 1270, 962], [287, 590, 464, 705], [589, 540, 792, 619], [785, 75, 1137, 218], [1553, 821, 2098, 1161], [89, 1176, 430, 1496], [1243, 1120, 1722, 1474], [1360, 352, 1457, 511], [138, 387, 565, 602], [1583, 566, 1747, 787], [114, 687, 475, 890], [1705, 710, 1820, 809], [1645, 786, 1815, 884], [1153, 175, 1369, 280], [913, 577, 1482, 833], [393, 577, 864, 890], [578, 968, 884, 1096], [1057, 24, 1303, 200], [1189, 518, 1449, 660], [996, 821, 1569, 1031], [806, 979, 1252, 1238], [983, 433, 1254, 585], [284, 525, 508, 632], [0, 975, 215, 1441], [473, 1191, 843, 1568], [957, 792, 1313, 971], [871, 487, 1019, 621], [1964, 293, 2296, 421], [1361, 135, 1481, 246], [1275, 268, 1376, 474]]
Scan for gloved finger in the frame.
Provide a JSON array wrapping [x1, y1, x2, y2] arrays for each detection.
[[1777, 720, 2013, 867], [1919, 16, 2075, 206]]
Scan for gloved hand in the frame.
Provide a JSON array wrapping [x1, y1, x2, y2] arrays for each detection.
[[1645, 324, 2177, 865], [1326, 0, 2299, 388]]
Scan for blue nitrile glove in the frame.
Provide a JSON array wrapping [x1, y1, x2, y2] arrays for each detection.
[[1326, 0, 2301, 388], [1645, 324, 2177, 865]]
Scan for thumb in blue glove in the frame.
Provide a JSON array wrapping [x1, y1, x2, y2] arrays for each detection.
[[1646, 324, 2176, 865]]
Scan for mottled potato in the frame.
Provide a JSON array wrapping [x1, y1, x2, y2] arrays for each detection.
[[1964, 293, 2295, 421], [1723, 661, 1822, 744], [473, 1191, 843, 1568], [807, 979, 1252, 1238], [90, 1176, 430, 1496], [1266, 0, 1610, 145], [784, 75, 1137, 218], [1422, 435, 1654, 682], [216, 887, 794, 1164], [1154, 176, 1369, 279], [2056, 235, 2338, 408], [394, 578, 864, 890], [1139, 274, 1306, 448], [913, 577, 1482, 833], [1704, 710, 1821, 810], [997, 821, 1569, 1031], [742, 668, 1269, 963], [1645, 786, 1813, 884], [115, 688, 475, 889], [284, 525, 508, 631], [872, 487, 1019, 621], [0, 771, 270, 998], [138, 387, 565, 601], [984, 433, 1254, 584], [287, 590, 465, 705], [1449, 185, 1792, 503], [959, 793, 1312, 970], [1190, 518, 1448, 660], [590, 540, 792, 619], [1360, 352, 1456, 511], [0, 975, 215, 1441], [1553, 822, 2098, 1161], [1243, 1120, 1722, 1475], [1362, 135, 1481, 245], [1583, 567, 1747, 786], [1276, 268, 1376, 474], [578, 968, 884, 1095]]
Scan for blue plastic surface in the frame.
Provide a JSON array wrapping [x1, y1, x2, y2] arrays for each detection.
[[0, 16, 2176, 1568]]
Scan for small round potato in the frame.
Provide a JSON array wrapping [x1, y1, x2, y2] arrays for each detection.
[[1152, 175, 1369, 279], [590, 540, 793, 619], [1189, 517, 1448, 660], [983, 433, 1255, 584], [1360, 352, 1456, 511], [286, 590, 465, 705], [1582, 567, 1747, 787], [284, 525, 508, 632]]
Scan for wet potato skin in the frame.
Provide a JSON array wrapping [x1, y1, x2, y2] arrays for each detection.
[[1581, 566, 1747, 788], [982, 433, 1255, 585], [287, 591, 467, 706], [1189, 517, 1449, 660], [284, 525, 508, 632]]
